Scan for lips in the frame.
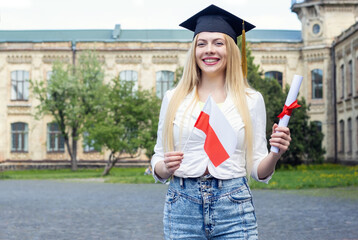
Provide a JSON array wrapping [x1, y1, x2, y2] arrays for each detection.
[[203, 58, 220, 65]]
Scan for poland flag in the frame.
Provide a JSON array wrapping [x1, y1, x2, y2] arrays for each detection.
[[193, 96, 237, 167]]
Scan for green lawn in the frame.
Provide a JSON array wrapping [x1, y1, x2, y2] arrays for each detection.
[[0, 168, 155, 184], [250, 164, 358, 189], [1, 164, 357, 189]]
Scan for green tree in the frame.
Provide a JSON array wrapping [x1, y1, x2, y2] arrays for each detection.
[[174, 66, 184, 86], [240, 38, 325, 166], [85, 78, 160, 176], [31, 52, 105, 170]]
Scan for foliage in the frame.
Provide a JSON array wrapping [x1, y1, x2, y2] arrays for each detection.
[[174, 66, 184, 86], [238, 37, 325, 167], [85, 78, 160, 176], [1, 164, 357, 189], [30, 52, 105, 170]]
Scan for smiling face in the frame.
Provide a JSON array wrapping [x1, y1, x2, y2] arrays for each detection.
[[195, 32, 227, 78]]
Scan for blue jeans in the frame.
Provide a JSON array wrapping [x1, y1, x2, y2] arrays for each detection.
[[164, 175, 258, 240]]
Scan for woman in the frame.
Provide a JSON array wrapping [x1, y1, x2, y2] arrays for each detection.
[[151, 5, 291, 240]]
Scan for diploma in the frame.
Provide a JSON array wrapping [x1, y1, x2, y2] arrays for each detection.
[[271, 75, 303, 153]]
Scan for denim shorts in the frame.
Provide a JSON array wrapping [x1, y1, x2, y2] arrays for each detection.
[[163, 175, 258, 240]]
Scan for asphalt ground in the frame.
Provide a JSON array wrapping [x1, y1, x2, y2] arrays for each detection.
[[0, 180, 357, 240]]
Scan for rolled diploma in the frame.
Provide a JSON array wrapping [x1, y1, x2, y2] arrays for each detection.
[[270, 75, 303, 153]]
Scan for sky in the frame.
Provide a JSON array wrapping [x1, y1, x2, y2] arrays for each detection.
[[0, 0, 302, 31]]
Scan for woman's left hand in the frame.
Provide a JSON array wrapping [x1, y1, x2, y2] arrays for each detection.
[[269, 123, 291, 156]]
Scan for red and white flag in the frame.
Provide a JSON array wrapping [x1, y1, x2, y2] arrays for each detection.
[[193, 96, 237, 167]]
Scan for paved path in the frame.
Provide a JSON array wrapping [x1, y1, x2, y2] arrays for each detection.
[[0, 180, 357, 240]]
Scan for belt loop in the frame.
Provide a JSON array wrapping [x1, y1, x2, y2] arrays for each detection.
[[180, 177, 184, 188], [218, 179, 222, 189]]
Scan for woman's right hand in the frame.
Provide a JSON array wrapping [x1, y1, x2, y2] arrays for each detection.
[[154, 151, 184, 180], [163, 151, 184, 175]]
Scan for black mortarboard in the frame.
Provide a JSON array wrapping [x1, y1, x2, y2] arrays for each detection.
[[179, 4, 255, 44]]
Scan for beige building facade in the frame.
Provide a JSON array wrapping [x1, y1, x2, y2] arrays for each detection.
[[1, 0, 357, 169]]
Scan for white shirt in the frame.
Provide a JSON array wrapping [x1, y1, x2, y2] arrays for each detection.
[[151, 88, 273, 183]]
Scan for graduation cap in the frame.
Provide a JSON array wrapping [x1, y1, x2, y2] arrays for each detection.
[[179, 4, 255, 78]]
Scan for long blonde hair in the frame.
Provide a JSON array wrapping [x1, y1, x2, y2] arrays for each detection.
[[163, 34, 254, 176]]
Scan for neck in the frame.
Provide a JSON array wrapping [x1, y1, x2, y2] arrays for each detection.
[[198, 72, 226, 103], [200, 72, 225, 90]]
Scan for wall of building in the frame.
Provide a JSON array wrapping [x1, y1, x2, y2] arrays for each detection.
[[0, 41, 191, 167], [334, 24, 358, 164], [2, 0, 358, 167]]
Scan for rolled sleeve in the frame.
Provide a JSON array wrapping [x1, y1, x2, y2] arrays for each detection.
[[250, 92, 273, 184], [151, 91, 171, 183]]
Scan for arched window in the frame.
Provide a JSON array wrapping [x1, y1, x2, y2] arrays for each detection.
[[156, 71, 174, 99], [356, 57, 358, 95], [47, 123, 65, 152], [311, 69, 323, 99], [11, 70, 30, 100], [11, 122, 28, 152], [356, 117, 358, 154], [119, 70, 138, 91], [347, 118, 352, 154], [265, 71, 282, 87], [348, 60, 353, 97], [340, 64, 345, 99], [339, 120, 345, 153]]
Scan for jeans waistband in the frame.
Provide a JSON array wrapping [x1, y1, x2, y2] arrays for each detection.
[[171, 175, 247, 190]]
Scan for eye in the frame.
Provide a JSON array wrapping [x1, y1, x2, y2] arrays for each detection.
[[215, 41, 224, 46], [197, 42, 206, 47]]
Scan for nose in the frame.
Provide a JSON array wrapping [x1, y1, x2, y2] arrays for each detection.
[[205, 43, 215, 54]]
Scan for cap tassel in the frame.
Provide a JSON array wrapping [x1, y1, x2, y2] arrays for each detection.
[[241, 20, 247, 79]]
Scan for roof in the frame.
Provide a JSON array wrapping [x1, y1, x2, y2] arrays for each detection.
[[0, 27, 302, 43], [246, 29, 302, 43]]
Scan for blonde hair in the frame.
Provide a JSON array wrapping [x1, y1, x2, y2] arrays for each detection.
[[162, 34, 253, 176]]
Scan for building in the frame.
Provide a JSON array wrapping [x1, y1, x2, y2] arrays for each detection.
[[1, 0, 357, 169]]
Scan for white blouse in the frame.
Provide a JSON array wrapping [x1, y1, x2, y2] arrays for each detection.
[[151, 88, 273, 184]]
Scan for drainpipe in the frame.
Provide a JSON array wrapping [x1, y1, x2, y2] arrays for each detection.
[[71, 40, 76, 70], [331, 41, 337, 163]]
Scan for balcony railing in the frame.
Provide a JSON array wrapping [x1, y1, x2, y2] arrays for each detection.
[[291, 0, 305, 6]]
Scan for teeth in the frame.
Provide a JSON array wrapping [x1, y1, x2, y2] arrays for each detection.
[[204, 59, 218, 63]]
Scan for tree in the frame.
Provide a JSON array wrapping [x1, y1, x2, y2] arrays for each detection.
[[31, 52, 105, 170], [240, 38, 325, 167], [174, 66, 184, 86], [85, 78, 160, 176]]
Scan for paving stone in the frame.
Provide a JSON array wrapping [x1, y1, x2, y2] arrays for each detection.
[[0, 180, 357, 240]]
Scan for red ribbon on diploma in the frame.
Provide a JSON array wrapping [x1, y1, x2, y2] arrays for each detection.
[[277, 100, 301, 119]]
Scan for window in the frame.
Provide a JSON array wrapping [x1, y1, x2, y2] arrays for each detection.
[[312, 24, 321, 35], [156, 71, 174, 99], [265, 71, 283, 87], [11, 122, 28, 152], [348, 60, 353, 97], [47, 71, 53, 99], [339, 120, 344, 153], [311, 69, 323, 99], [347, 118, 352, 154], [47, 123, 65, 152], [356, 117, 358, 153], [83, 132, 99, 152], [11, 70, 30, 100], [119, 70, 138, 91], [356, 57, 358, 95], [312, 121, 322, 132], [340, 65, 345, 99]]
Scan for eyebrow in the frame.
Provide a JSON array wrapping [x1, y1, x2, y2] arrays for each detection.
[[197, 38, 225, 42]]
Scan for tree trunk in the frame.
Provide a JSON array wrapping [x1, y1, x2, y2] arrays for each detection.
[[64, 135, 74, 169], [102, 152, 119, 176], [71, 128, 78, 171]]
